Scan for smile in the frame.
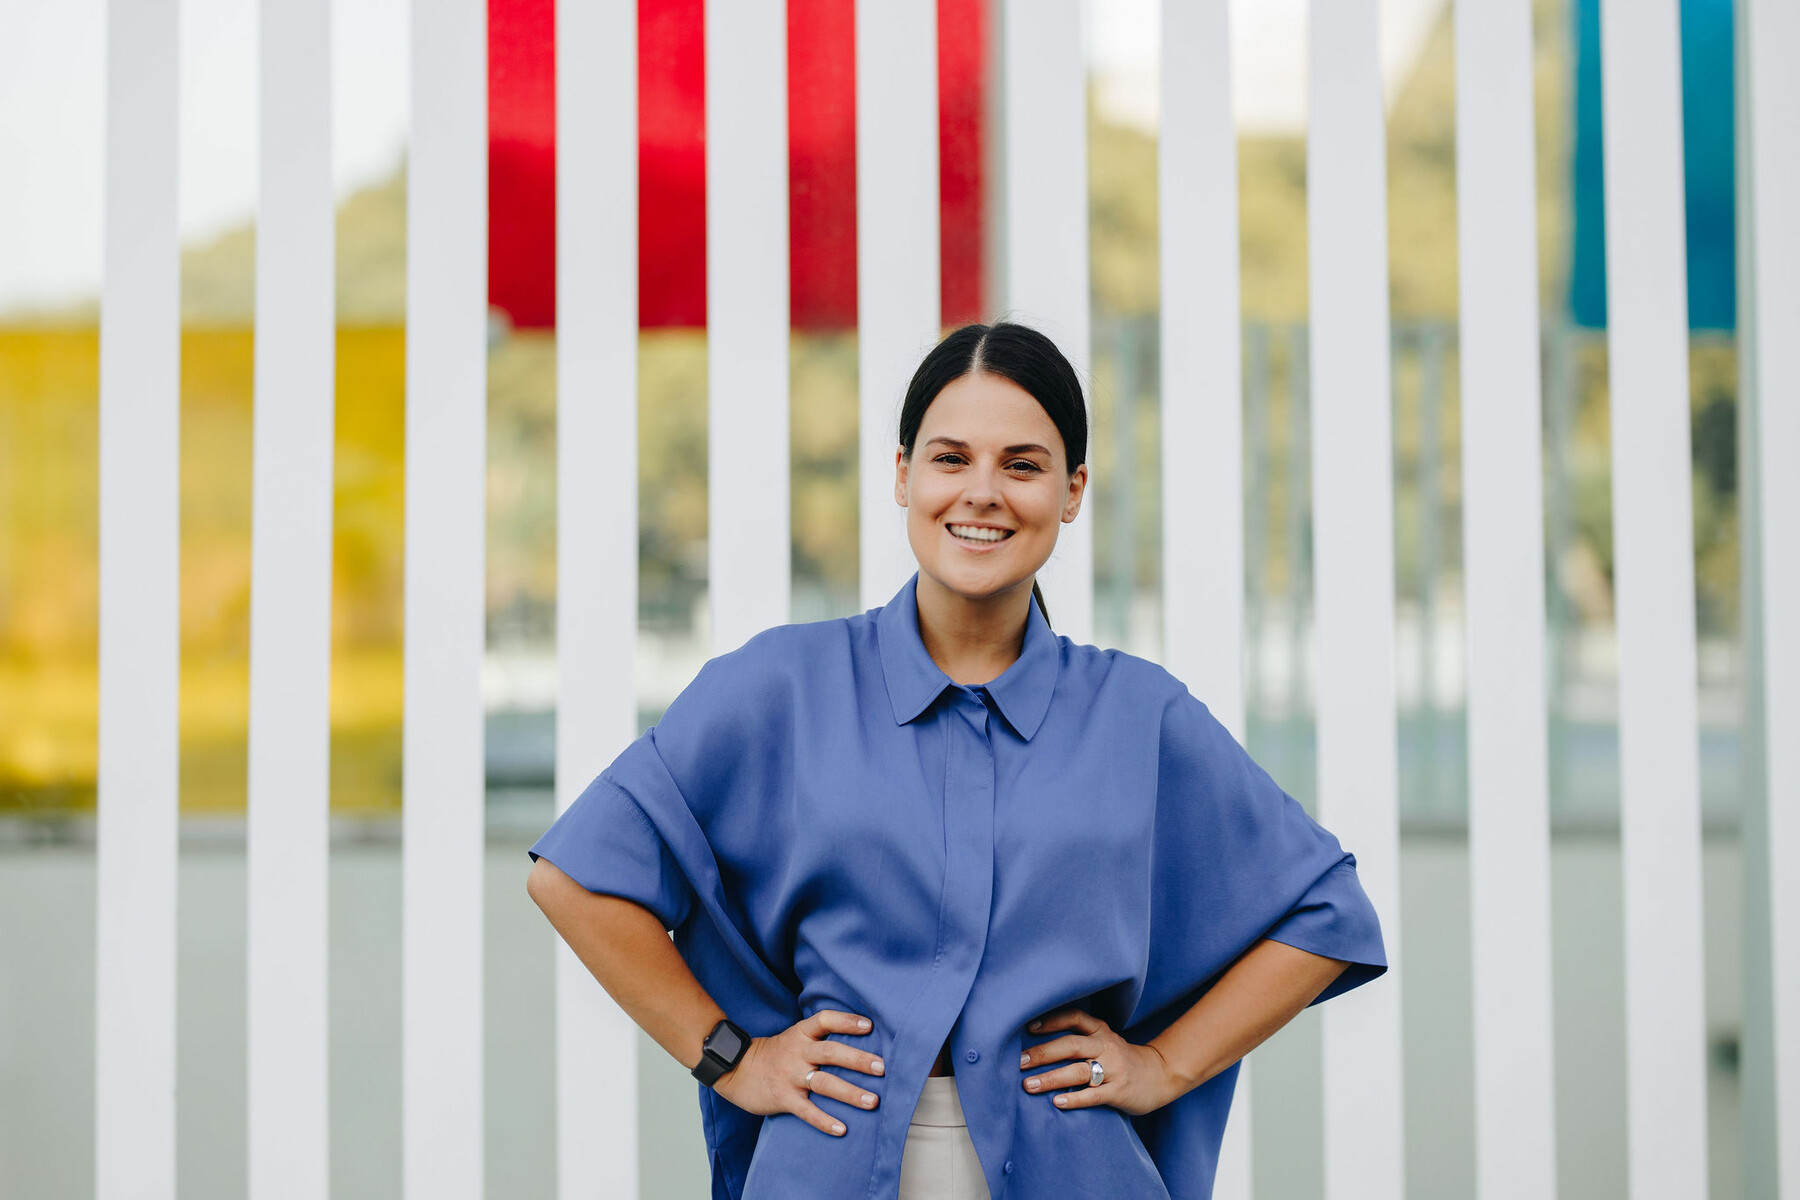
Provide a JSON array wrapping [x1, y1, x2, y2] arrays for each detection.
[[947, 524, 1015, 545]]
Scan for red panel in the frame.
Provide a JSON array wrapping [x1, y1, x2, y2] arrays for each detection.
[[788, 0, 858, 330], [639, 0, 708, 328], [485, 0, 984, 332], [937, 0, 985, 326], [489, 0, 557, 329]]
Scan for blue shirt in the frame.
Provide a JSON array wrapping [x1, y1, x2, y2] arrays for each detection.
[[528, 571, 1386, 1200]]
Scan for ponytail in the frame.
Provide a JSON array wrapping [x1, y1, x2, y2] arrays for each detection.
[[1031, 579, 1051, 628]]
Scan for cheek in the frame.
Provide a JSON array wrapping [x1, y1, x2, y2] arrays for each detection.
[[1017, 485, 1066, 526], [903, 494, 941, 540], [909, 478, 956, 516]]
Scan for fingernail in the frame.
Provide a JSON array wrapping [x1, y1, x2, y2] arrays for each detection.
[[1029, 1019, 1041, 1031], [832, 1121, 845, 1135], [871, 1059, 884, 1074], [857, 1018, 871, 1030], [1019, 1053, 1030, 1067], [1054, 1095, 1068, 1107], [1026, 1078, 1040, 1091], [862, 1093, 875, 1106]]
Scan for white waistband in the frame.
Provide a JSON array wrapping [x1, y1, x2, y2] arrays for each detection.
[[910, 1074, 970, 1127]]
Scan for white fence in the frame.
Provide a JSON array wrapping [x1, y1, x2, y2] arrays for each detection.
[[80, 0, 1797, 1198]]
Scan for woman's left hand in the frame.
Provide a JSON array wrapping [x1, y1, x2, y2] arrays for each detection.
[[1018, 1005, 1177, 1116]]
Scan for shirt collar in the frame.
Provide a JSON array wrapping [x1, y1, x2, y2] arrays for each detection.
[[876, 571, 1060, 741]]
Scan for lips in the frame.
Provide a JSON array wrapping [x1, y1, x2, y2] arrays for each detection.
[[946, 523, 1015, 547]]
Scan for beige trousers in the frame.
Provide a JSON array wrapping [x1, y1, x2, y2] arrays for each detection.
[[897, 1075, 992, 1200]]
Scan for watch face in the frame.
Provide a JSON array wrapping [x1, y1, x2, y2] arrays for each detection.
[[710, 1021, 746, 1063]]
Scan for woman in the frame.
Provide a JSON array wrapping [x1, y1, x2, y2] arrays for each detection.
[[526, 321, 1387, 1200]]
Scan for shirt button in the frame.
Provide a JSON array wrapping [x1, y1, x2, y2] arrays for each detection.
[[1004, 1161, 1015, 1175], [965, 1049, 980, 1064]]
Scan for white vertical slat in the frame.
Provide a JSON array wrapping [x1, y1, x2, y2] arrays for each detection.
[[999, 0, 1093, 645], [246, 0, 334, 1193], [94, 0, 180, 1195], [856, 0, 940, 609], [1741, 0, 1800, 1193], [1158, 2, 1249, 1196], [1454, 2, 1558, 1197], [1598, 2, 1710, 1196], [554, 0, 641, 1196], [1160, 0, 1244, 743], [402, 0, 487, 1193], [706, 0, 789, 653], [1306, 2, 1405, 1198]]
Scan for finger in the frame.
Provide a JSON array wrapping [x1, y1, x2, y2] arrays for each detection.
[[794, 1098, 849, 1137], [806, 1010, 874, 1038], [1022, 1061, 1100, 1094], [805, 1068, 880, 1112], [1020, 1034, 1095, 1068], [1051, 1083, 1109, 1110], [812, 1039, 886, 1077], [1026, 1004, 1080, 1033], [1029, 1006, 1107, 1036]]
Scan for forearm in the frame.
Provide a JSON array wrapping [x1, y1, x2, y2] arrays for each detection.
[[527, 857, 724, 1071], [1147, 938, 1349, 1097]]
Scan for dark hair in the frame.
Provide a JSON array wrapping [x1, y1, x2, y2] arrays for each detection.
[[897, 321, 1089, 628]]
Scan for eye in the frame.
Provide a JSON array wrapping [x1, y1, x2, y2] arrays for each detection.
[[931, 452, 1042, 472]]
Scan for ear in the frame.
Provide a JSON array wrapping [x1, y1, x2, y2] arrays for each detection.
[[893, 447, 908, 507], [1062, 463, 1089, 523]]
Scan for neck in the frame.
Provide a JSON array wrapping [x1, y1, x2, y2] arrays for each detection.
[[913, 572, 1033, 686]]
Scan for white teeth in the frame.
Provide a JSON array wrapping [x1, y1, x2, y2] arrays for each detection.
[[948, 524, 1012, 543]]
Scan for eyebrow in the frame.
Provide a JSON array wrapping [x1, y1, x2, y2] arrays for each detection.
[[924, 437, 1053, 456]]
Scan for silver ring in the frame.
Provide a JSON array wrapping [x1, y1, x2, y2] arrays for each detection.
[[804, 1069, 817, 1088], [1087, 1059, 1106, 1088]]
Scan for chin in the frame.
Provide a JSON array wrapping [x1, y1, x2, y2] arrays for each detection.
[[920, 558, 1036, 602]]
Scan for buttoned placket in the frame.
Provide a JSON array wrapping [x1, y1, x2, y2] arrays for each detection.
[[961, 685, 1019, 1196], [868, 686, 999, 1200]]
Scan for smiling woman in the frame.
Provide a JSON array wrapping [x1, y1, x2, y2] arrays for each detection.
[[527, 319, 1387, 1200]]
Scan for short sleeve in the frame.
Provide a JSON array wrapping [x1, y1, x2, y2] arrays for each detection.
[[1261, 858, 1387, 1004], [525, 638, 808, 1200], [1137, 680, 1388, 1022], [528, 753, 696, 932]]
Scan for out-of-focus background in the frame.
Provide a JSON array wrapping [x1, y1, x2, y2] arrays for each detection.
[[0, 0, 1773, 1197]]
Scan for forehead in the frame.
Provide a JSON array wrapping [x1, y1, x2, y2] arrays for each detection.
[[918, 372, 1063, 452]]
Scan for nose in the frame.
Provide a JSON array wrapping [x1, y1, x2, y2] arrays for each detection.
[[961, 460, 1005, 509]]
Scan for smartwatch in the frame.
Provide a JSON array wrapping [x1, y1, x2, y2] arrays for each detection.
[[692, 1018, 751, 1087]]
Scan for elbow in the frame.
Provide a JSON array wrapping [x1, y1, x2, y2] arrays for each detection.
[[526, 856, 564, 914]]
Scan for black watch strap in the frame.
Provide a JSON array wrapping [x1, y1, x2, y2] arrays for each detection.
[[692, 1018, 750, 1088]]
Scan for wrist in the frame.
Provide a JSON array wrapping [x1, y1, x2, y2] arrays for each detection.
[[680, 1005, 731, 1072], [713, 1036, 758, 1100], [1144, 1037, 1198, 1102], [692, 1017, 751, 1087]]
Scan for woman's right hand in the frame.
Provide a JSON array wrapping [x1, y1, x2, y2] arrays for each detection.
[[712, 1009, 885, 1136]]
